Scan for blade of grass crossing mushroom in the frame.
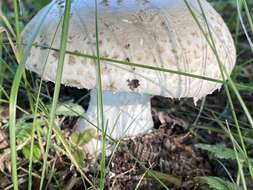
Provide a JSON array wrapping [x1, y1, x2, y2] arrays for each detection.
[[39, 1, 72, 189], [9, 1, 56, 189], [94, 0, 106, 188], [39, 45, 253, 91], [51, 47, 223, 84]]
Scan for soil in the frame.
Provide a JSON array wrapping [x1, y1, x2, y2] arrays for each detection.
[[106, 127, 211, 190]]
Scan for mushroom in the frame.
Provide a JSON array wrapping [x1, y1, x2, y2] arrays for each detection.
[[22, 0, 236, 156]]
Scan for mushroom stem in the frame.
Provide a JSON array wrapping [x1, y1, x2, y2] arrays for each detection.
[[75, 89, 154, 155]]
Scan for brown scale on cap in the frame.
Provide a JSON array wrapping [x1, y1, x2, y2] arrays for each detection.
[[127, 79, 140, 91], [108, 81, 116, 90], [52, 51, 59, 60], [64, 79, 81, 87], [68, 55, 76, 65]]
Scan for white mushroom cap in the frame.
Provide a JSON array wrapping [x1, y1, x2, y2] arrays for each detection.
[[22, 0, 236, 100]]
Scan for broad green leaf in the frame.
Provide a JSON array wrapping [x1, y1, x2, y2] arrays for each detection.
[[16, 119, 43, 144], [72, 147, 85, 166], [55, 102, 85, 117], [16, 123, 33, 144], [199, 176, 242, 190], [70, 128, 98, 147], [196, 144, 244, 161]]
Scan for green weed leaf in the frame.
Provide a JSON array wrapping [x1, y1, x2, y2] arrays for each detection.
[[196, 143, 244, 161], [199, 176, 242, 190], [22, 144, 41, 162], [55, 102, 85, 117], [70, 128, 97, 147]]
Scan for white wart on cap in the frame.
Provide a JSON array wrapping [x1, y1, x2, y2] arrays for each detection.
[[22, 0, 236, 156]]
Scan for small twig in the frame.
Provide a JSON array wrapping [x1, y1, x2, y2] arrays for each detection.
[[64, 176, 81, 190], [0, 138, 31, 172], [111, 166, 136, 188], [193, 97, 206, 125], [19, 167, 41, 179], [134, 164, 153, 190]]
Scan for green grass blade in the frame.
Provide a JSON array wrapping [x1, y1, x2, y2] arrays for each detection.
[[39, 1, 72, 189], [0, 8, 16, 38], [226, 122, 247, 190], [12, 0, 21, 56], [28, 17, 61, 190], [237, 0, 253, 51], [9, 0, 22, 189], [47, 46, 223, 84], [94, 0, 106, 188], [9, 1, 56, 189], [0, 2, 4, 102], [52, 123, 95, 188], [240, 0, 253, 35], [235, 0, 243, 46]]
